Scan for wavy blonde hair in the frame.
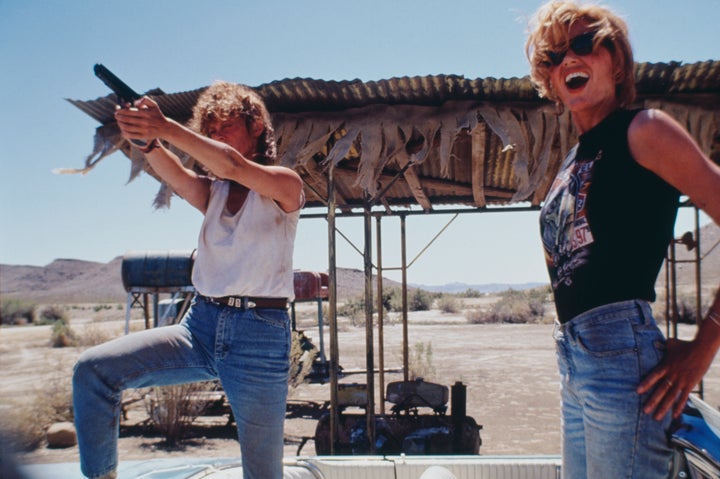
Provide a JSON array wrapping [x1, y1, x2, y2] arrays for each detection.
[[525, 1, 635, 112], [189, 81, 276, 164]]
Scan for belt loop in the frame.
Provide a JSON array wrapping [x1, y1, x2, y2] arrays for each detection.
[[636, 299, 653, 325], [242, 297, 249, 309]]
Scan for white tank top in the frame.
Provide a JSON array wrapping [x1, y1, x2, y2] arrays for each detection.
[[191, 180, 300, 299]]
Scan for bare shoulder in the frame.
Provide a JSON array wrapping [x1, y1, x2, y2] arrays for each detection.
[[628, 109, 683, 145], [628, 108, 720, 223], [628, 108, 697, 170]]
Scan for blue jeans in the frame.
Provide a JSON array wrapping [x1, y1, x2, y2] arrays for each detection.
[[553, 299, 673, 478], [73, 296, 291, 479]]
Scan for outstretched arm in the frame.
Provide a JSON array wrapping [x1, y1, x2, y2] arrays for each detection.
[[115, 103, 210, 213], [115, 97, 304, 213], [630, 108, 720, 419]]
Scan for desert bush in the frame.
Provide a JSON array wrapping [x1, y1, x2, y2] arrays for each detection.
[[465, 308, 487, 324], [436, 295, 462, 314], [145, 381, 215, 446], [50, 319, 78, 347], [408, 341, 436, 381], [79, 323, 118, 347], [0, 401, 52, 451], [338, 295, 368, 327], [0, 360, 73, 451], [35, 305, 68, 325], [466, 287, 551, 324], [382, 287, 403, 312], [409, 289, 433, 311], [0, 298, 36, 325], [339, 287, 437, 325], [462, 288, 484, 298], [44, 361, 74, 423]]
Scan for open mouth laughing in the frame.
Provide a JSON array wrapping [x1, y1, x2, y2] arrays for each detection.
[[565, 71, 590, 90]]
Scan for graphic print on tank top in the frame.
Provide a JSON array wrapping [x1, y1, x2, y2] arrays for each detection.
[[540, 148, 603, 289]]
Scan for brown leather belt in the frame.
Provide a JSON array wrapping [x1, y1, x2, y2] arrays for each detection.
[[201, 295, 288, 310]]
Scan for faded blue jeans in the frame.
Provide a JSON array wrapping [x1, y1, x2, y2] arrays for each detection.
[[73, 296, 291, 479], [553, 299, 673, 478]]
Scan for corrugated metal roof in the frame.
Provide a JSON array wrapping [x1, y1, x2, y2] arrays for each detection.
[[66, 60, 720, 211], [70, 61, 720, 122]]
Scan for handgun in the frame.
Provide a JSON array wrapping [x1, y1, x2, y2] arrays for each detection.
[[94, 63, 142, 105], [93, 63, 147, 147]]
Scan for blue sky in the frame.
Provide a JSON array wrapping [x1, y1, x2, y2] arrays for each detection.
[[0, 0, 717, 285]]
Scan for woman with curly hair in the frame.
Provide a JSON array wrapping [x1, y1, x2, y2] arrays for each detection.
[[73, 81, 304, 479], [527, 2, 720, 477]]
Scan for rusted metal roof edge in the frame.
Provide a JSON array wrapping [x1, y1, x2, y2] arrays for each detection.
[[68, 60, 719, 125]]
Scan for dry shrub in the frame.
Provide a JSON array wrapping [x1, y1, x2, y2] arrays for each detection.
[[0, 360, 73, 451], [0, 402, 52, 451], [79, 323, 118, 347], [409, 289, 433, 311], [145, 381, 215, 446], [409, 341, 436, 381], [0, 298, 36, 325], [36, 305, 68, 325], [437, 295, 462, 314], [466, 287, 551, 324], [50, 320, 78, 348]]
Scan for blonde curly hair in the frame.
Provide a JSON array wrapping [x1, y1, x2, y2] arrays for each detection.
[[525, 1, 635, 112], [189, 81, 277, 164]]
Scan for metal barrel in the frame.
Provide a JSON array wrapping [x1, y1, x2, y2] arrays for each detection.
[[121, 250, 196, 291]]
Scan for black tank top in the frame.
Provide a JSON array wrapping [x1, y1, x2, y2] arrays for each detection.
[[539, 109, 680, 323]]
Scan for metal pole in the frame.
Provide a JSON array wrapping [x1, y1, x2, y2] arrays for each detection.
[[665, 253, 671, 339], [152, 292, 159, 328], [376, 215, 386, 415], [327, 165, 340, 455], [401, 214, 409, 382], [694, 207, 704, 399], [670, 241, 678, 339], [363, 202, 376, 452]]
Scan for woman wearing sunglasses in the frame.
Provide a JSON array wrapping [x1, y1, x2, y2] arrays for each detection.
[[526, 2, 720, 477]]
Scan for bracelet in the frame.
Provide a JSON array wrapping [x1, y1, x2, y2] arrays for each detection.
[[136, 138, 160, 154], [708, 310, 720, 327]]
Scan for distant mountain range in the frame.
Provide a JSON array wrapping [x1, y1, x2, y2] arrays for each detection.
[[0, 257, 542, 305], [1, 221, 717, 304], [410, 282, 546, 294]]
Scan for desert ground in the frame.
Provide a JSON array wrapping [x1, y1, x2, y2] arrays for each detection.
[[2, 300, 719, 468]]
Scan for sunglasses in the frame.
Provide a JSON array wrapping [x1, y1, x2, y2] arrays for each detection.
[[544, 31, 598, 66]]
